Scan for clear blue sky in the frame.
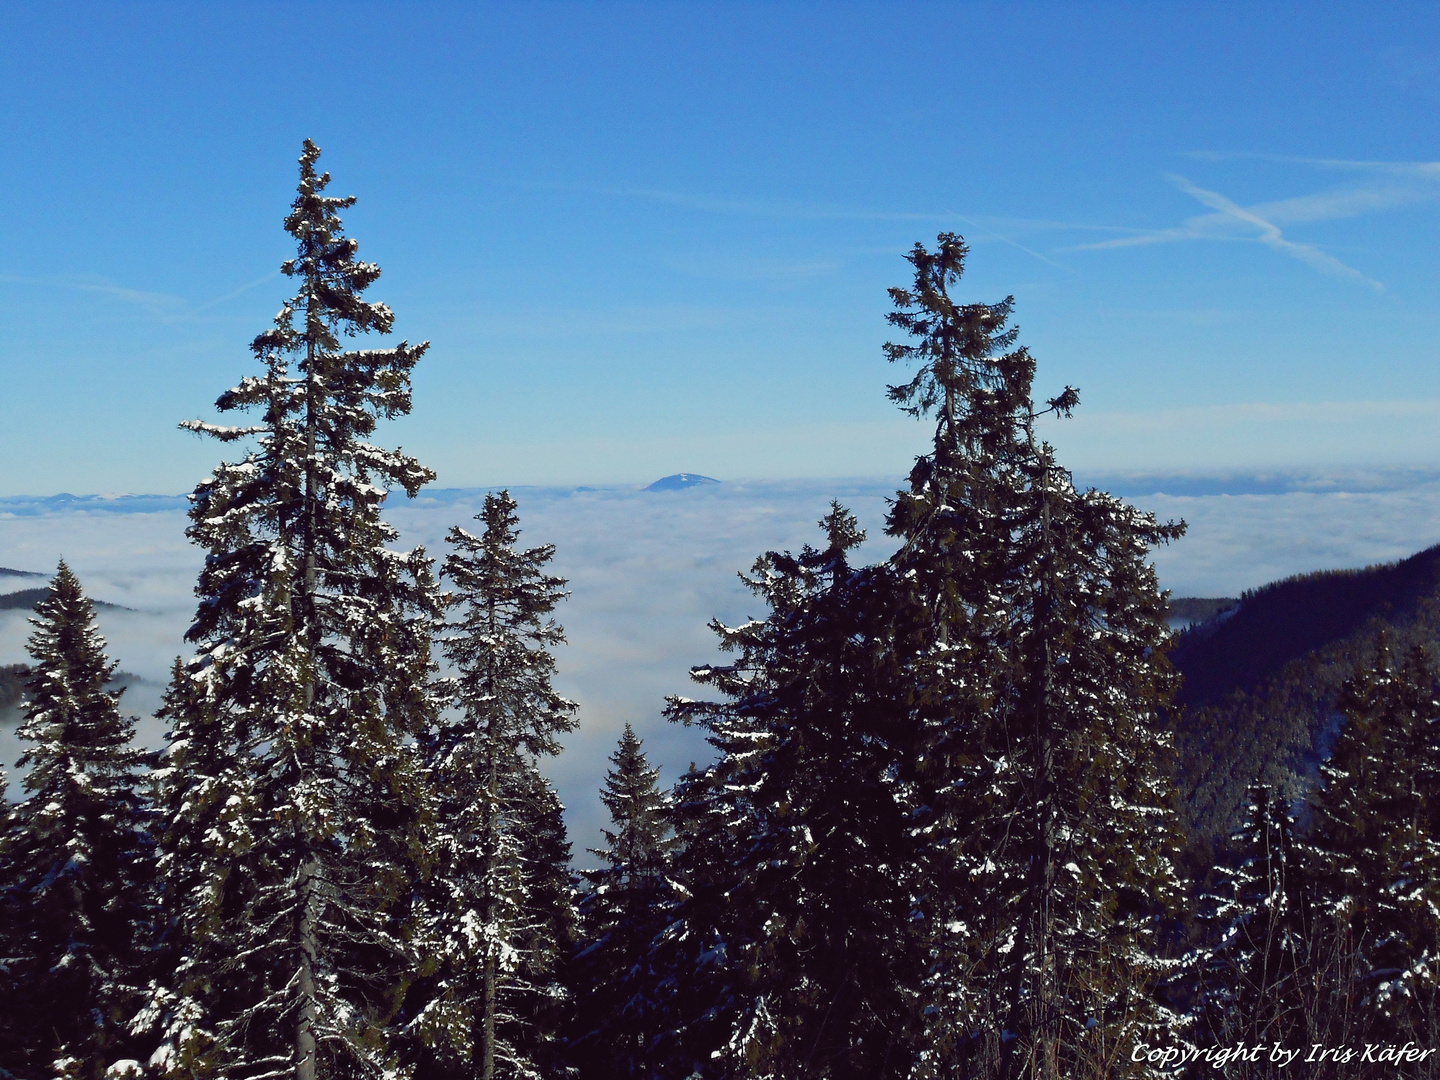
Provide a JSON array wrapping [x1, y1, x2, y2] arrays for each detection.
[[3, 2, 1439, 494]]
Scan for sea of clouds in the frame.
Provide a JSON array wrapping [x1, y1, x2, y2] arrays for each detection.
[[4, 468, 1440, 864]]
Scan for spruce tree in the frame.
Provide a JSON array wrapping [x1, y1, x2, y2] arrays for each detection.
[[1192, 783, 1317, 1071], [0, 562, 152, 1080], [409, 491, 577, 1080], [149, 140, 440, 1080], [507, 762, 578, 1079], [572, 725, 681, 1079], [0, 763, 19, 1066], [137, 658, 232, 1078], [882, 235, 1186, 1079], [1305, 639, 1440, 1064], [659, 504, 919, 1079]]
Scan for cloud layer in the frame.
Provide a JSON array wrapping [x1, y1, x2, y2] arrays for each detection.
[[3, 473, 1439, 862]]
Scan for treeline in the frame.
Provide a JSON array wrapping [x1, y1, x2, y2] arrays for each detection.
[[1172, 545, 1440, 849], [0, 141, 1437, 1080], [1174, 637, 1440, 1077]]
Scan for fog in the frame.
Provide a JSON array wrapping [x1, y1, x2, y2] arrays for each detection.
[[3, 469, 1438, 863]]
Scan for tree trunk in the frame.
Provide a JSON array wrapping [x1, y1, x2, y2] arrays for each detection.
[[297, 269, 322, 1080], [482, 597, 499, 1080], [1033, 456, 1058, 1080], [297, 857, 320, 1080], [1000, 445, 1059, 1080], [482, 736, 498, 1080], [303, 296, 319, 648]]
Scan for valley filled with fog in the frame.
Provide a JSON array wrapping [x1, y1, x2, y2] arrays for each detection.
[[4, 469, 1440, 862]]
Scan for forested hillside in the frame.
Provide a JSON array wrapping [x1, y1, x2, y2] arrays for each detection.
[[1170, 544, 1440, 846]]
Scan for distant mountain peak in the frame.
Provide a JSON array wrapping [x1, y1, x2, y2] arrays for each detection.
[[645, 473, 720, 492]]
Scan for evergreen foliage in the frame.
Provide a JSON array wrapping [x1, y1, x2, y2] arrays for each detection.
[[137, 658, 231, 1078], [881, 235, 1186, 1079], [1171, 543, 1440, 844], [0, 562, 152, 1080], [409, 491, 577, 1080], [1303, 639, 1440, 1065], [508, 766, 579, 1079], [659, 504, 918, 1078], [1192, 783, 1318, 1070], [572, 725, 680, 1080], [149, 139, 440, 1080], [1182, 642, 1440, 1077]]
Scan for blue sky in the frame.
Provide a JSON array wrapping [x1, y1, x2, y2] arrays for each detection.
[[3, 2, 1440, 493]]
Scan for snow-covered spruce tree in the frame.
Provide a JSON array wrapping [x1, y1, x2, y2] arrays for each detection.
[[409, 491, 577, 1080], [0, 761, 19, 1068], [571, 724, 682, 1080], [149, 140, 440, 1080], [136, 658, 232, 1078], [1303, 639, 1440, 1069], [507, 762, 579, 1079], [882, 235, 1186, 1079], [1191, 784, 1317, 1072], [658, 504, 920, 1079], [0, 562, 152, 1080]]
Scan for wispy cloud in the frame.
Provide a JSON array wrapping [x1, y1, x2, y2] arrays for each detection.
[[572, 182, 960, 224], [946, 212, 1070, 271], [0, 269, 285, 324], [1073, 155, 1440, 289], [608, 187, 1086, 271], [1074, 176, 1386, 289], [191, 268, 284, 314], [1183, 151, 1440, 182], [0, 275, 188, 320]]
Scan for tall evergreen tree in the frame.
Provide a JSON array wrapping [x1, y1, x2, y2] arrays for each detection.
[[1192, 783, 1317, 1072], [572, 724, 681, 1079], [149, 140, 440, 1080], [1304, 639, 1440, 1065], [138, 658, 232, 1078], [0, 562, 152, 1080], [507, 762, 579, 1080], [409, 491, 577, 1080], [659, 504, 919, 1079], [882, 235, 1186, 1079]]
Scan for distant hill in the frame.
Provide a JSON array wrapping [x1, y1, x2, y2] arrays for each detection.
[[1168, 543, 1440, 847], [0, 589, 50, 611], [0, 664, 28, 710], [0, 664, 147, 715], [1166, 596, 1236, 630], [646, 473, 720, 492], [0, 587, 129, 612], [0, 493, 189, 516]]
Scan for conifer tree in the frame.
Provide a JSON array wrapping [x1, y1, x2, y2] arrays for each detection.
[[410, 491, 577, 1080], [0, 762, 19, 1066], [882, 235, 1186, 1079], [1305, 639, 1440, 1063], [137, 658, 232, 1078], [0, 562, 152, 1080], [572, 725, 681, 1079], [1192, 783, 1317, 1070], [149, 140, 440, 1080], [508, 763, 579, 1079], [660, 505, 919, 1079]]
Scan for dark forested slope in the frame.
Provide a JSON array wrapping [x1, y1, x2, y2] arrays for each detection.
[[1169, 543, 1440, 845]]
